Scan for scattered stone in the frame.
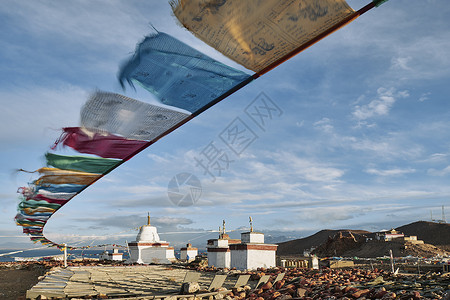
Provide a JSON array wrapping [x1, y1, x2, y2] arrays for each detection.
[[276, 294, 293, 300], [296, 288, 307, 298], [261, 281, 273, 290], [181, 282, 201, 294]]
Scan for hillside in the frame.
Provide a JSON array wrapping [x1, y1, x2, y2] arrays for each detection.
[[277, 221, 450, 257], [396, 221, 450, 251], [276, 229, 370, 256], [312, 234, 448, 258]]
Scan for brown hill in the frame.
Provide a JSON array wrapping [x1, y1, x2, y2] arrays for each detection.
[[311, 230, 367, 257], [277, 221, 450, 258], [313, 236, 448, 258], [276, 229, 370, 256], [396, 221, 450, 251]]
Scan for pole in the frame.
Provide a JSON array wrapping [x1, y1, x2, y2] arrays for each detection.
[[125, 240, 131, 261], [389, 249, 394, 273], [63, 243, 67, 268]]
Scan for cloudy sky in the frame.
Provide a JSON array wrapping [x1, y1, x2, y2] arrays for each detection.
[[1, 0, 449, 250]]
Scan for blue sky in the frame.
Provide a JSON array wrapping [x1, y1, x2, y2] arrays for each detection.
[[1, 0, 449, 250]]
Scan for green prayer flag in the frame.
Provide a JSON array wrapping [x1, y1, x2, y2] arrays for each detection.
[[45, 153, 121, 174]]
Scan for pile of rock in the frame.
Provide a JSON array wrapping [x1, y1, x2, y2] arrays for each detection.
[[183, 267, 450, 300]]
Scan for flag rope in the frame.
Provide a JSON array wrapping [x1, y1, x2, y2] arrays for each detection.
[[29, 1, 380, 249]]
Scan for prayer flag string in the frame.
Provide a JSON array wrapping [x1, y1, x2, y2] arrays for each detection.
[[14, 0, 382, 249]]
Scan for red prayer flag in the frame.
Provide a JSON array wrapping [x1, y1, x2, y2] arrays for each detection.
[[53, 127, 149, 160]]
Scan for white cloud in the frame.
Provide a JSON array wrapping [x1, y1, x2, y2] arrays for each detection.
[[391, 56, 412, 71], [421, 153, 448, 163], [295, 206, 368, 224], [313, 117, 333, 133], [352, 87, 408, 121], [0, 85, 87, 144], [419, 92, 431, 102], [0, 1, 161, 51], [427, 166, 450, 177], [349, 135, 423, 161], [366, 167, 416, 177], [296, 120, 305, 128]]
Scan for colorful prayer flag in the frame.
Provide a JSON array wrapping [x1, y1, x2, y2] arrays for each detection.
[[172, 0, 355, 72], [53, 127, 149, 160], [33, 183, 88, 194], [46, 152, 121, 174], [118, 32, 251, 113], [81, 91, 191, 141], [32, 167, 101, 185]]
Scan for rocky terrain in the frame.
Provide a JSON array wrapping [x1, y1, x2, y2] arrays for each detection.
[[191, 266, 450, 300], [277, 230, 370, 256], [312, 231, 448, 258], [0, 262, 50, 299], [277, 221, 450, 258], [398, 221, 450, 251]]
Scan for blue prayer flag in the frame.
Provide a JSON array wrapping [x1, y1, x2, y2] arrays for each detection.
[[118, 32, 251, 114]]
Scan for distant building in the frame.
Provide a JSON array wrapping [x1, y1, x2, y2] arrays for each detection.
[[444, 261, 450, 273], [207, 221, 240, 268], [230, 231, 278, 270], [207, 218, 278, 270], [127, 214, 176, 264], [99, 248, 123, 261], [376, 229, 404, 241], [278, 256, 319, 269], [180, 243, 198, 262], [401, 235, 423, 243]]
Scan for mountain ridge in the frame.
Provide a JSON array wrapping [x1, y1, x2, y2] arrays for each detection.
[[277, 221, 450, 257]]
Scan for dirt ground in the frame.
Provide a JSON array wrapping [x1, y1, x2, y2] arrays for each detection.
[[0, 264, 49, 300]]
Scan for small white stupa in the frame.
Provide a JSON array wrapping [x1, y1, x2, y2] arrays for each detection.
[[127, 213, 175, 264], [207, 220, 241, 269], [180, 243, 198, 262], [229, 217, 278, 270], [99, 248, 123, 261]]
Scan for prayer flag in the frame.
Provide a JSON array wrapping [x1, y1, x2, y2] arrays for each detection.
[[21, 207, 56, 215], [33, 183, 88, 194], [18, 199, 62, 210], [118, 32, 251, 113], [36, 167, 100, 176], [53, 127, 149, 160], [34, 189, 76, 201], [30, 195, 69, 205], [81, 91, 191, 141], [45, 152, 121, 174], [172, 0, 355, 72], [32, 167, 101, 185], [33, 174, 100, 185]]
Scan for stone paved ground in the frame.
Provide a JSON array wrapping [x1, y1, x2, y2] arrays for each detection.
[[26, 265, 221, 299], [25, 265, 450, 300]]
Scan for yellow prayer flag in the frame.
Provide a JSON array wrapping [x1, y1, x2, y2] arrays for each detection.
[[34, 174, 101, 185], [33, 167, 101, 185], [172, 0, 355, 72]]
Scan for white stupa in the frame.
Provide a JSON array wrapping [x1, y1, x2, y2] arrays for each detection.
[[229, 217, 277, 270], [127, 214, 175, 264], [207, 220, 241, 268]]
